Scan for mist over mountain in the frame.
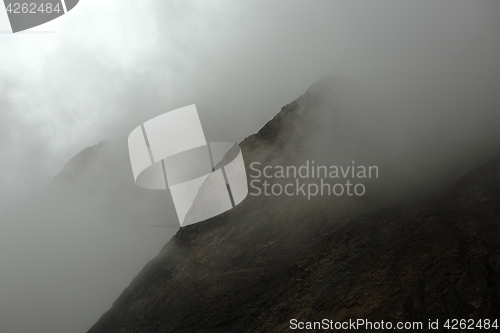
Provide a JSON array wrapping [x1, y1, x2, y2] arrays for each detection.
[[1, 2, 499, 333], [85, 76, 500, 332], [0, 141, 179, 333], [0, 74, 498, 333]]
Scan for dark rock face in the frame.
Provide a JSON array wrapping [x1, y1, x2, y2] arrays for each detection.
[[263, 155, 500, 331], [86, 76, 500, 332]]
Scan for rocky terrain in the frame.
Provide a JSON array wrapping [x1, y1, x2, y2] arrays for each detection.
[[86, 76, 500, 332]]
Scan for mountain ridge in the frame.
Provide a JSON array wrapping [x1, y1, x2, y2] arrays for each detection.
[[86, 76, 500, 332]]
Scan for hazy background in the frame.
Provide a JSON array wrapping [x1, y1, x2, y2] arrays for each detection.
[[0, 1, 499, 332]]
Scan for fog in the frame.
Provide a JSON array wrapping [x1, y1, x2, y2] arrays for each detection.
[[0, 1, 499, 332]]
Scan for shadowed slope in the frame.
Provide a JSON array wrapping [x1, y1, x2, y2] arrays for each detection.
[[87, 76, 500, 332]]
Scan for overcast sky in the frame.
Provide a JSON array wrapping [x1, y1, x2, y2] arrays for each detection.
[[0, 1, 500, 332], [1, 0, 498, 211]]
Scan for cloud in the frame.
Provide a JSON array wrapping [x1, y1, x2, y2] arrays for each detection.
[[0, 1, 499, 332]]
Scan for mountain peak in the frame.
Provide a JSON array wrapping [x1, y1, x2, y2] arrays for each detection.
[[53, 141, 110, 183]]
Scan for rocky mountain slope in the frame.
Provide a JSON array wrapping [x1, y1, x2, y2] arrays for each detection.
[[86, 76, 500, 332], [257, 154, 500, 331]]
